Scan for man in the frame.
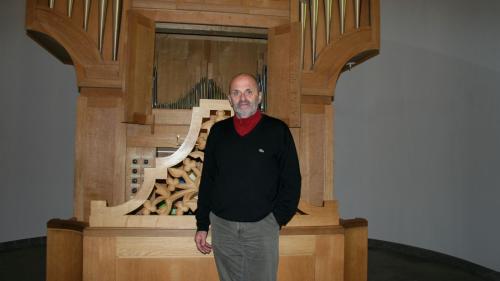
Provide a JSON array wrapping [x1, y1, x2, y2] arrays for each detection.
[[194, 73, 301, 281]]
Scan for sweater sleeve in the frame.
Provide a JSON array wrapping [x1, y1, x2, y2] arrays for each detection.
[[272, 125, 301, 226], [195, 126, 217, 231]]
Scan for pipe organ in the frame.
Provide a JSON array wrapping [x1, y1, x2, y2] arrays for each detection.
[[26, 0, 379, 280]]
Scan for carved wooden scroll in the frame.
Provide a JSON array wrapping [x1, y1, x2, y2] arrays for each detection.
[[89, 99, 233, 227]]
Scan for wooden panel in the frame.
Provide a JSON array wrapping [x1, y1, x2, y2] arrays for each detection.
[[300, 103, 325, 206], [278, 256, 315, 281], [325, 103, 335, 200], [83, 236, 116, 281], [127, 124, 190, 148], [81, 232, 343, 281], [116, 258, 219, 281], [343, 223, 368, 281], [117, 236, 211, 258], [125, 11, 156, 122], [132, 0, 290, 17], [46, 229, 84, 281], [152, 109, 193, 125], [138, 9, 288, 29], [74, 88, 126, 221], [280, 235, 316, 256], [315, 234, 344, 281], [267, 23, 301, 127]]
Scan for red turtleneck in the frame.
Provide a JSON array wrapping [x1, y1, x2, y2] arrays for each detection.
[[233, 110, 262, 136]]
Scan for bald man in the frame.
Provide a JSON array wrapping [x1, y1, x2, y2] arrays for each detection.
[[195, 73, 301, 281]]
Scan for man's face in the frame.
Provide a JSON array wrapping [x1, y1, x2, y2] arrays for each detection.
[[228, 75, 262, 118]]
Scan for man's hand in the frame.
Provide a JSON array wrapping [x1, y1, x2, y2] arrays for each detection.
[[194, 230, 212, 254]]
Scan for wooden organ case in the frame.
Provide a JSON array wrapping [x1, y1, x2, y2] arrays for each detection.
[[26, 0, 380, 280]]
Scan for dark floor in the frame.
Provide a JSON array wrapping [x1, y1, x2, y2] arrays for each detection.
[[0, 237, 499, 281]]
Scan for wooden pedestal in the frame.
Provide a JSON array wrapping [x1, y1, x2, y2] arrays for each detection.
[[82, 226, 345, 281]]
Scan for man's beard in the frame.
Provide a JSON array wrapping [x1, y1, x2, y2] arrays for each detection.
[[235, 101, 258, 118]]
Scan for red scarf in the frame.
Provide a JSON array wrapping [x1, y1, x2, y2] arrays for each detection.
[[233, 110, 262, 136]]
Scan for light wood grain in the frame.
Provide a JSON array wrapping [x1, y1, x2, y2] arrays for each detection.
[[83, 236, 116, 281], [343, 222, 368, 281], [116, 258, 220, 281], [74, 88, 126, 221], [300, 103, 326, 206], [46, 228, 84, 281], [267, 23, 301, 127], [124, 11, 156, 122], [325, 103, 335, 200]]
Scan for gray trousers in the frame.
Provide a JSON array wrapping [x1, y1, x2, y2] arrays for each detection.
[[210, 212, 280, 281]]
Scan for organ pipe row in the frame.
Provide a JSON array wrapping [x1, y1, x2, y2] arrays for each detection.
[[301, 0, 369, 69], [153, 67, 268, 111], [47, 0, 123, 60]]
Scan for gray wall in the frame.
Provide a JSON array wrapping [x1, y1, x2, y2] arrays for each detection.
[[0, 1, 76, 242], [335, 0, 500, 271], [1, 0, 499, 272]]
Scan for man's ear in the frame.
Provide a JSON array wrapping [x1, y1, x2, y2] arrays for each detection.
[[258, 92, 263, 104]]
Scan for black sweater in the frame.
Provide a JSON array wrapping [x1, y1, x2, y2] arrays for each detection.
[[196, 115, 301, 231]]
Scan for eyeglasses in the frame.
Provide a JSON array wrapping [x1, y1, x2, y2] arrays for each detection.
[[230, 89, 257, 98]]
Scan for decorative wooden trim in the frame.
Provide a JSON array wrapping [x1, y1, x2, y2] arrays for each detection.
[[131, 0, 290, 18], [135, 9, 289, 29], [89, 99, 234, 226], [47, 219, 89, 232], [340, 218, 368, 228]]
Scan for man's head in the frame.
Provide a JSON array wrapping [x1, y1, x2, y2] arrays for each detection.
[[228, 73, 262, 118]]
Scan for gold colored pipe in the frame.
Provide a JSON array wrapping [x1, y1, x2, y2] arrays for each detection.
[[324, 0, 332, 44], [49, 0, 55, 9], [339, 0, 346, 34], [67, 0, 74, 17], [112, 0, 122, 61], [98, 0, 108, 53], [355, 0, 360, 29], [84, 0, 91, 31], [310, 0, 318, 67], [300, 0, 307, 70]]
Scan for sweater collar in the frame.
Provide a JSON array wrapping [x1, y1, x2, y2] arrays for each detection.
[[233, 110, 262, 136]]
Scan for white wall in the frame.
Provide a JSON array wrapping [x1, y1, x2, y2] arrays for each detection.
[[0, 1, 76, 242], [1, 0, 499, 273], [335, 0, 500, 271]]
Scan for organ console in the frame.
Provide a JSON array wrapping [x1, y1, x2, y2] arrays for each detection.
[[26, 0, 380, 280]]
